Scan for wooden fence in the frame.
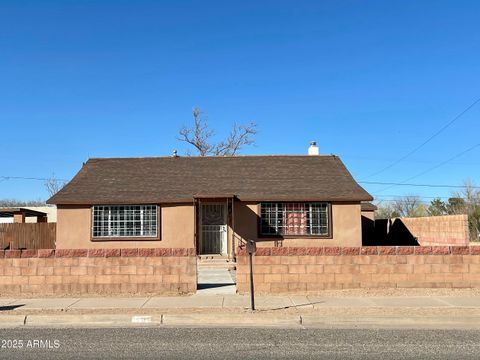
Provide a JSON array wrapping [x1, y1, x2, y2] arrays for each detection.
[[0, 223, 56, 250]]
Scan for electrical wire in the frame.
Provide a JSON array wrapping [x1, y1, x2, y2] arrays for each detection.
[[361, 96, 480, 180]]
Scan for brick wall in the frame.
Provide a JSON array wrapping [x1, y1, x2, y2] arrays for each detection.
[[399, 215, 470, 246], [236, 246, 480, 294], [0, 248, 197, 295]]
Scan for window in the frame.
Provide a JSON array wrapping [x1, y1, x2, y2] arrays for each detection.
[[92, 205, 158, 238], [260, 202, 329, 236]]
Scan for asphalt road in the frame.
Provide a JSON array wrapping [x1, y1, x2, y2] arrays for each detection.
[[0, 327, 479, 360]]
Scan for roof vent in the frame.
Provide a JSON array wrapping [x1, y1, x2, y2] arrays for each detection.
[[172, 150, 178, 157], [308, 141, 319, 155]]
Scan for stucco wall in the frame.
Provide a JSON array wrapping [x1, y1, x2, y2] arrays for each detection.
[[56, 205, 194, 249], [56, 201, 362, 250], [233, 202, 362, 247]]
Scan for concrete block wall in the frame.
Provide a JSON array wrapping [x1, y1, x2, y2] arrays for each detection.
[[0, 248, 197, 295], [399, 215, 470, 246], [236, 246, 480, 294]]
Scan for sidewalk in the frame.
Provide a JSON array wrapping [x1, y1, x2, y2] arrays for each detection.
[[2, 293, 480, 311], [1, 293, 480, 329]]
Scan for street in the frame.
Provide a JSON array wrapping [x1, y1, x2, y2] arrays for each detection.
[[0, 327, 479, 360]]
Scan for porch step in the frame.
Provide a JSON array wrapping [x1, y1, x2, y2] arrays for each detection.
[[198, 256, 236, 270]]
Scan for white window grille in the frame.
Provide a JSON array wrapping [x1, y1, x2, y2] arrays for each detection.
[[260, 202, 329, 236], [92, 205, 157, 238]]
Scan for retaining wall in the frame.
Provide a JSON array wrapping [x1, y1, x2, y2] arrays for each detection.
[[236, 246, 480, 294], [0, 248, 197, 296], [399, 215, 470, 246]]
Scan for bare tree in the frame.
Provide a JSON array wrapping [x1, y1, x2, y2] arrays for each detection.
[[452, 180, 480, 241], [375, 202, 399, 219], [392, 195, 428, 218], [0, 199, 45, 207], [178, 108, 257, 156], [44, 175, 66, 197]]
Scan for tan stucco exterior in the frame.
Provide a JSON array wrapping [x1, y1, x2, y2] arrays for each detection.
[[233, 202, 362, 248], [56, 201, 362, 251], [56, 204, 194, 249]]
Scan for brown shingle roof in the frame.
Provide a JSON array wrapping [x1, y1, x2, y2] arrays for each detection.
[[47, 155, 373, 205], [361, 202, 378, 211]]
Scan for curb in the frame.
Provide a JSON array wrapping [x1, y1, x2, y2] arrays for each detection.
[[162, 314, 301, 327], [1, 313, 480, 329], [0, 315, 26, 327]]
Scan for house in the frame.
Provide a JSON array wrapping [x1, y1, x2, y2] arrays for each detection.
[[47, 149, 373, 258], [0, 207, 56, 224], [360, 202, 377, 245]]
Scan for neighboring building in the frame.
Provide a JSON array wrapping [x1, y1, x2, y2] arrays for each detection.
[[0, 206, 57, 224], [361, 202, 377, 245], [48, 149, 373, 258]]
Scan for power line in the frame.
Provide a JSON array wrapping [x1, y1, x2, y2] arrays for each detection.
[[374, 142, 480, 194], [0, 176, 69, 182], [359, 180, 480, 189], [373, 194, 451, 200], [361, 96, 480, 180]]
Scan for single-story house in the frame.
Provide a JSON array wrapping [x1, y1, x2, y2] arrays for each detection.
[[47, 152, 373, 258]]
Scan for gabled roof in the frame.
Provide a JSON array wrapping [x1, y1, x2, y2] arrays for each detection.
[[361, 202, 378, 211], [47, 155, 373, 205], [0, 208, 48, 218]]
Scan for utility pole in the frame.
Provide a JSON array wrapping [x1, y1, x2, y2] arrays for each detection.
[[246, 239, 256, 311]]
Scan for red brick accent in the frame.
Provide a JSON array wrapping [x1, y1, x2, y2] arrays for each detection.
[[21, 249, 37, 258], [431, 246, 450, 255], [55, 249, 74, 257], [414, 246, 433, 255], [88, 249, 105, 257], [361, 247, 377, 255], [38, 249, 55, 258], [471, 247, 480, 255], [138, 248, 156, 257], [342, 247, 360, 255], [306, 247, 324, 255], [254, 248, 270, 256], [71, 249, 88, 257], [271, 247, 290, 255], [451, 246, 470, 255], [290, 247, 309, 255], [155, 248, 172, 256], [378, 247, 396, 255], [324, 247, 342, 256], [397, 247, 414, 255], [121, 248, 139, 257], [172, 248, 189, 256], [5, 250, 21, 258], [0, 250, 4, 258], [105, 249, 121, 258]]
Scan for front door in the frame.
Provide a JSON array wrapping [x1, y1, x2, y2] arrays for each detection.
[[200, 204, 227, 255]]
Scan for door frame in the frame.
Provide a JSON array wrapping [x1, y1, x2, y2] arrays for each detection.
[[199, 202, 228, 255]]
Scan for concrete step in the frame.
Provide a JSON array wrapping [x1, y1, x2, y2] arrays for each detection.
[[198, 255, 235, 270]]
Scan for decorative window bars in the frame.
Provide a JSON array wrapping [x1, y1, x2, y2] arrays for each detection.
[[260, 202, 329, 236], [92, 205, 157, 238]]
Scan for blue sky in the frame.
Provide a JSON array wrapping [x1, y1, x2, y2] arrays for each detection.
[[1, 0, 479, 203]]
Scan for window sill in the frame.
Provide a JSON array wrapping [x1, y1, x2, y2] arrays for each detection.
[[258, 235, 332, 240], [91, 236, 161, 241]]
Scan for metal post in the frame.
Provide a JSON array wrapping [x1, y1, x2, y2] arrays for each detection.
[[246, 239, 256, 311], [249, 251, 255, 311]]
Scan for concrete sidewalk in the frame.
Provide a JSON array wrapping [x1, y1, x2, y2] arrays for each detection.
[[2, 294, 480, 311], [2, 294, 480, 329]]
